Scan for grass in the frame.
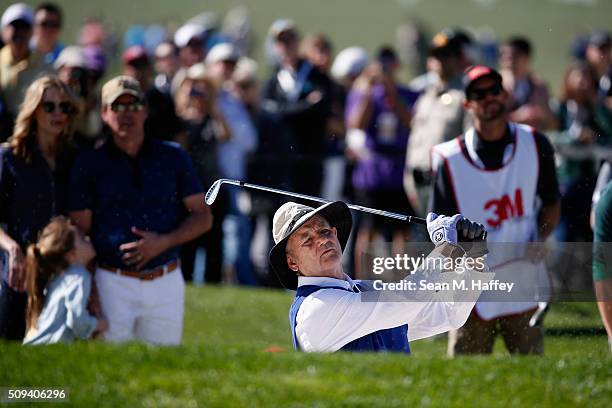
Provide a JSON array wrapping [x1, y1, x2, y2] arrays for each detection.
[[1, 285, 611, 407]]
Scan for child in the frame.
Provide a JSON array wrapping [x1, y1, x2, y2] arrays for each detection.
[[23, 217, 108, 344]]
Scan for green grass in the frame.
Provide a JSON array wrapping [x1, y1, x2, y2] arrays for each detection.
[[1, 285, 611, 407]]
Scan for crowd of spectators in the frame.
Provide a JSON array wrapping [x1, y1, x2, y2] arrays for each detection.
[[1, 2, 611, 348]]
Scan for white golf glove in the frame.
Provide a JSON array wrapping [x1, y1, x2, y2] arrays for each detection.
[[426, 213, 463, 246], [426, 213, 488, 257]]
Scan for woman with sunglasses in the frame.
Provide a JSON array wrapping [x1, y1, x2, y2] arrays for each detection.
[[0, 75, 79, 340]]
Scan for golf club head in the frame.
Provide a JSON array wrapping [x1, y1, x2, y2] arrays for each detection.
[[205, 180, 222, 205]]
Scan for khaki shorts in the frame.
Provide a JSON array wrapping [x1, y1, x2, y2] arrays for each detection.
[[448, 309, 543, 356]]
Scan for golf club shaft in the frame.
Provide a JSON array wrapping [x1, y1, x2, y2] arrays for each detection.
[[214, 179, 426, 225]]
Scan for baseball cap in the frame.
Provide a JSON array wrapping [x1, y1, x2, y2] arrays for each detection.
[[269, 201, 352, 290], [101, 75, 144, 106], [588, 30, 612, 48], [186, 63, 208, 81], [462, 65, 503, 95], [269, 19, 296, 40], [430, 28, 472, 58], [205, 42, 240, 65], [1, 3, 34, 29], [54, 46, 86, 70], [330, 46, 368, 81], [174, 23, 205, 48], [122, 45, 149, 65]]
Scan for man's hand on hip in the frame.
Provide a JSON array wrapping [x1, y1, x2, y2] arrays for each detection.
[[119, 227, 171, 270]]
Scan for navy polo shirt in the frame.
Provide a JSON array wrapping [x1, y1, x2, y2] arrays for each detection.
[[0, 146, 73, 249], [69, 138, 203, 270]]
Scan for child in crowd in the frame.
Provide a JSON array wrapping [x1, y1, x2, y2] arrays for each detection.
[[23, 217, 107, 344]]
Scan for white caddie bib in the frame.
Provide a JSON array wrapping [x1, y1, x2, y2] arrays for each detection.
[[431, 123, 544, 319]]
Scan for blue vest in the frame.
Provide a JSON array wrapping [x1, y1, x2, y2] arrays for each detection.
[[289, 284, 411, 353]]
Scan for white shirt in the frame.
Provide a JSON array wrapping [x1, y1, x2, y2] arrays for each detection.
[[294, 258, 494, 352]]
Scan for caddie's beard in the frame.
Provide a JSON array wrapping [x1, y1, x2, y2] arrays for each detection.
[[479, 101, 506, 121]]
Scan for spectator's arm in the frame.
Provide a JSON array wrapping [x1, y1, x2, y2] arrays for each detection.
[[68, 153, 95, 235], [534, 132, 561, 239], [346, 89, 374, 130], [162, 194, 213, 250]]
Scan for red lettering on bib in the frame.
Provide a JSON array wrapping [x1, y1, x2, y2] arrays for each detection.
[[484, 189, 524, 228]]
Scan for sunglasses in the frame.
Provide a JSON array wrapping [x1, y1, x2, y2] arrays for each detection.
[[109, 102, 144, 113], [41, 101, 74, 114], [467, 83, 503, 101], [38, 20, 61, 29]]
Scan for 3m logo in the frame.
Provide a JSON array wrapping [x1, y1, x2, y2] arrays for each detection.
[[483, 189, 524, 228], [433, 228, 444, 243]]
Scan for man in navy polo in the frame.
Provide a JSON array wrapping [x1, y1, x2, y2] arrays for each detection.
[[69, 75, 213, 345], [269, 201, 493, 353]]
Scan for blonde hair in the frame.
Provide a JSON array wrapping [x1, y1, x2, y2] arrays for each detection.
[[25, 216, 76, 332], [5, 75, 78, 163]]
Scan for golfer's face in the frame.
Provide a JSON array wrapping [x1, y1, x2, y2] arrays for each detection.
[[286, 216, 342, 277]]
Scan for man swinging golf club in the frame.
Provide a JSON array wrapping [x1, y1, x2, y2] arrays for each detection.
[[269, 201, 494, 353]]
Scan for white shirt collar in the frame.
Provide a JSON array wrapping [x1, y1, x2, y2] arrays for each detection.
[[297, 274, 358, 291]]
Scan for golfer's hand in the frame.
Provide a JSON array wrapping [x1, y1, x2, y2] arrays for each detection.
[[7, 242, 26, 292], [119, 227, 170, 270], [427, 213, 487, 256]]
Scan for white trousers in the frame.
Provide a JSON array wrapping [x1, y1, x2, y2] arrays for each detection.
[[95, 267, 185, 345]]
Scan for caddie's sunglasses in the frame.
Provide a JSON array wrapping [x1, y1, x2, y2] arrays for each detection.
[[41, 101, 75, 114], [467, 83, 503, 101], [110, 102, 144, 113]]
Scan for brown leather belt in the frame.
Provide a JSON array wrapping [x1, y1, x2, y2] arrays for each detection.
[[100, 260, 180, 281]]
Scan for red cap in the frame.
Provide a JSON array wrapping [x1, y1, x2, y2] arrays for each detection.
[[122, 45, 149, 65], [462, 65, 503, 93]]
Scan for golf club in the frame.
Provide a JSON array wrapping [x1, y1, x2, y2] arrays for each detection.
[[206, 178, 426, 224], [206, 178, 487, 244]]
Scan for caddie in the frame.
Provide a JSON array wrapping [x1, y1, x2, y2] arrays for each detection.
[[269, 200, 492, 353]]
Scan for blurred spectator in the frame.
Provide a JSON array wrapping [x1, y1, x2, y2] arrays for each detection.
[[23, 216, 108, 344], [174, 64, 230, 284], [301, 34, 333, 73], [83, 45, 103, 76], [261, 19, 333, 196], [54, 46, 101, 147], [552, 62, 612, 242], [0, 75, 79, 340], [153, 41, 178, 95], [346, 46, 420, 278], [409, 28, 473, 93], [499, 36, 557, 130], [69, 76, 212, 344], [0, 3, 51, 141], [430, 66, 560, 355], [234, 58, 294, 286], [585, 30, 612, 111], [592, 180, 612, 353], [404, 29, 473, 216], [31, 2, 64, 65], [122, 45, 182, 141], [302, 34, 347, 202], [171, 22, 206, 94], [205, 42, 257, 285], [330, 46, 368, 204]]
